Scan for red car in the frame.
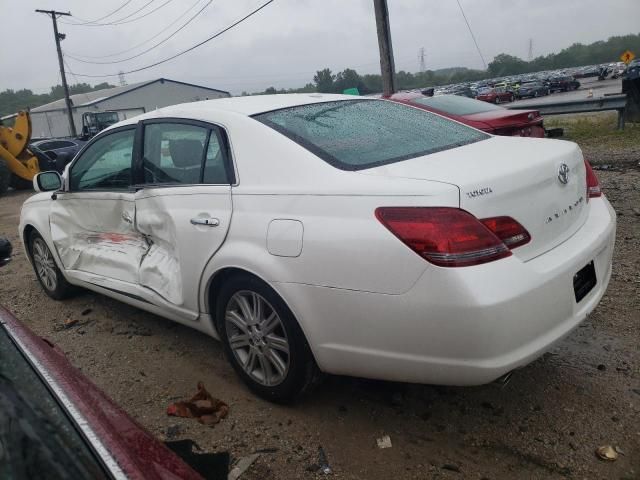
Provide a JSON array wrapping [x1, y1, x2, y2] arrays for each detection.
[[388, 92, 545, 138], [0, 246, 205, 480], [475, 86, 514, 104]]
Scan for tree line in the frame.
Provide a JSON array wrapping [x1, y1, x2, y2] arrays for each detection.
[[2, 32, 638, 117], [0, 82, 114, 118], [250, 33, 640, 95]]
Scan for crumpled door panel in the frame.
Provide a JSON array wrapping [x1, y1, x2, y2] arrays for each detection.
[[134, 202, 183, 305], [50, 194, 146, 284]]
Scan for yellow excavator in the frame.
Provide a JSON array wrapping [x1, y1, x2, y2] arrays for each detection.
[[0, 111, 43, 196]]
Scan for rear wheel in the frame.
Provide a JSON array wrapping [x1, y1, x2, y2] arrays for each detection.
[[495, 96, 501, 104], [29, 231, 76, 300], [0, 161, 10, 196], [216, 274, 319, 403]]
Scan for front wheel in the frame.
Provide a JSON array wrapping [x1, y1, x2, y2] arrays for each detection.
[[495, 96, 501, 104], [216, 274, 319, 403], [29, 231, 76, 300]]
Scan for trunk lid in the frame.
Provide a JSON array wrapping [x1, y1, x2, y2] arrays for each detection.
[[361, 137, 589, 261], [465, 109, 542, 127]]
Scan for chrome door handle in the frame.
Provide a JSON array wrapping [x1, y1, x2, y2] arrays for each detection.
[[190, 217, 220, 227], [122, 211, 133, 224]]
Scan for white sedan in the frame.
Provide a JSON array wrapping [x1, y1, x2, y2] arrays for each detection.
[[20, 94, 616, 402]]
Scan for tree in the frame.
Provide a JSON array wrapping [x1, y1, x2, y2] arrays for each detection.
[[313, 68, 335, 93], [488, 54, 528, 77]]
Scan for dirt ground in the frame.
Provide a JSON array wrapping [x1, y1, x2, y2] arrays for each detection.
[[0, 134, 638, 479]]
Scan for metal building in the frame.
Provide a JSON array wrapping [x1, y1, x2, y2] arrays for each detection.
[[28, 78, 230, 138]]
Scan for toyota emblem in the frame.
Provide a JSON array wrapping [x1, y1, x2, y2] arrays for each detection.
[[558, 163, 570, 185]]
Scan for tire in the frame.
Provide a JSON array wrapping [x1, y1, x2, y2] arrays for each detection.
[[215, 274, 320, 403], [509, 95, 515, 102], [0, 161, 10, 196], [10, 174, 33, 191], [533, 91, 539, 98], [28, 231, 76, 300], [495, 96, 501, 104]]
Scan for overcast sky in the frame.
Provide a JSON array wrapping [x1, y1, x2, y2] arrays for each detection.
[[4, 0, 639, 95]]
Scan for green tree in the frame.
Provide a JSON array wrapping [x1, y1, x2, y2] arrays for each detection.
[[313, 68, 335, 93]]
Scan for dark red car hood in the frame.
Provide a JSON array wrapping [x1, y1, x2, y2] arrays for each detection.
[[0, 305, 203, 480]]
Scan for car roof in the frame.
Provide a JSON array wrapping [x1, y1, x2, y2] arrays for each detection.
[[158, 93, 362, 117]]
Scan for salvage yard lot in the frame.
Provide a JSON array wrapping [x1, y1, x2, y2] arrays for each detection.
[[0, 124, 638, 479]]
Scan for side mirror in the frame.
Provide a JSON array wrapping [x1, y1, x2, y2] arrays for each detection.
[[0, 237, 12, 267], [33, 171, 62, 192]]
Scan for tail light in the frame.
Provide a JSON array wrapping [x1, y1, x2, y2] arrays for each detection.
[[375, 207, 512, 267], [584, 159, 601, 198], [480, 216, 531, 249]]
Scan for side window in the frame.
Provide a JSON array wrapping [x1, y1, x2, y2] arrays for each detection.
[[69, 129, 134, 191], [203, 131, 229, 184], [142, 123, 208, 185]]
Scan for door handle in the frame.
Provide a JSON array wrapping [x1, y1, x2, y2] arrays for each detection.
[[190, 217, 220, 227], [122, 211, 133, 224]]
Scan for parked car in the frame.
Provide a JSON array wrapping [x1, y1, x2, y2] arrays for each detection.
[[517, 81, 550, 99], [21, 94, 615, 402], [0, 239, 203, 480], [475, 87, 514, 104], [624, 59, 640, 80], [31, 138, 86, 160], [388, 93, 545, 137], [548, 76, 580, 93]]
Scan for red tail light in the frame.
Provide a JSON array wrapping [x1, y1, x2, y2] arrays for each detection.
[[375, 207, 511, 267], [584, 159, 601, 198], [480, 216, 531, 249]]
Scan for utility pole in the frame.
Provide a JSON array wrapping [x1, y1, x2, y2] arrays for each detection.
[[372, 0, 396, 96], [418, 47, 426, 73], [118, 71, 127, 87], [528, 38, 533, 61], [36, 9, 77, 137]]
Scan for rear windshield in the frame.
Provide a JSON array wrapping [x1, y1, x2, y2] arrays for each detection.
[[412, 95, 503, 115], [254, 100, 488, 170]]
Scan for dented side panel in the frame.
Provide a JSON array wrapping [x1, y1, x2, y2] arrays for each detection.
[[135, 186, 232, 312], [50, 192, 145, 284]]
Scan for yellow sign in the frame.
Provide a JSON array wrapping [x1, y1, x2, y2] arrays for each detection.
[[620, 50, 635, 64]]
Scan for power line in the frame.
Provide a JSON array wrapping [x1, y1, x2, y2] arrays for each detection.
[[66, 0, 134, 25], [64, 0, 204, 59], [65, 0, 275, 78], [60, 0, 168, 27], [455, 0, 486, 69], [63, 0, 213, 64]]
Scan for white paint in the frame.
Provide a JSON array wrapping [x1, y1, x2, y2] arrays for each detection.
[[267, 219, 304, 257]]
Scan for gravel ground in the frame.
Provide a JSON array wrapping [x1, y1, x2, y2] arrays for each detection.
[[0, 141, 638, 479]]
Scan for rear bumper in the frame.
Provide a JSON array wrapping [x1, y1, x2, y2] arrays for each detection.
[[277, 197, 616, 385]]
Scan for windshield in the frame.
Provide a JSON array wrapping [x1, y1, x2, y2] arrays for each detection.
[[0, 327, 108, 479], [254, 100, 488, 171], [411, 95, 503, 115]]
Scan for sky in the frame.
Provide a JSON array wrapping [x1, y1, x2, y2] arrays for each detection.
[[3, 0, 639, 95]]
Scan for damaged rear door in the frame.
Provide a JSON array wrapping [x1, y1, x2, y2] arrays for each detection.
[[133, 119, 233, 314], [50, 126, 146, 288]]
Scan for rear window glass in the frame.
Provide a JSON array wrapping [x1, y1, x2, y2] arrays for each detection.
[[254, 100, 488, 170], [412, 95, 503, 115]]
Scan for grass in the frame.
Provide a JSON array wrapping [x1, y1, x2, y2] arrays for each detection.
[[545, 112, 640, 151]]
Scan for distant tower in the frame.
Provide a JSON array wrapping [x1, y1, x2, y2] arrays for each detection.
[[118, 70, 127, 87], [418, 47, 426, 73], [528, 38, 533, 61]]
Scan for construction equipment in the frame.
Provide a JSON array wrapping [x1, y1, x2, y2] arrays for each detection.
[[0, 111, 42, 196], [80, 111, 119, 139]]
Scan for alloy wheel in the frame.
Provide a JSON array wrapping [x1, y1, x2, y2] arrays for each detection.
[[225, 290, 290, 387], [32, 238, 57, 291]]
